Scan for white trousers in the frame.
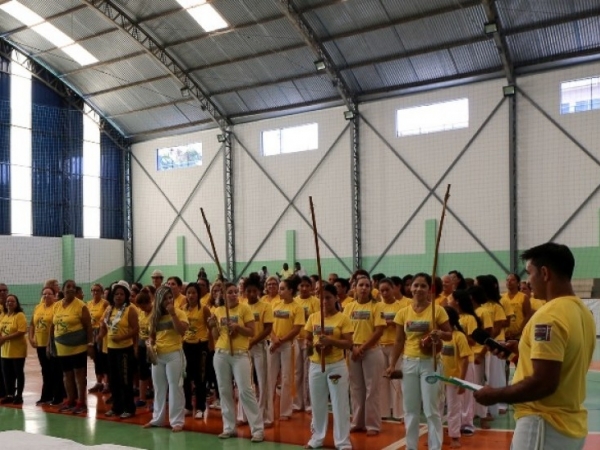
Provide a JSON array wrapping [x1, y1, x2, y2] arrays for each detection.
[[461, 362, 475, 430], [349, 346, 384, 432], [214, 349, 264, 436], [402, 357, 443, 450], [445, 385, 462, 438], [308, 360, 352, 450], [473, 360, 488, 419], [293, 339, 310, 411], [236, 341, 272, 424], [485, 352, 506, 417], [268, 341, 293, 420], [380, 345, 404, 419], [511, 415, 586, 450], [150, 349, 185, 428]]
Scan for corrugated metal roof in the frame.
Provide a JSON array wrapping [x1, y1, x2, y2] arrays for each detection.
[[0, 0, 598, 140]]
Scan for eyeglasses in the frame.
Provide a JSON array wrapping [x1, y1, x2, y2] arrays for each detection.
[[91, 289, 101, 293]]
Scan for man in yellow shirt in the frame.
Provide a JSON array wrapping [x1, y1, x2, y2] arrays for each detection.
[[475, 243, 596, 450]]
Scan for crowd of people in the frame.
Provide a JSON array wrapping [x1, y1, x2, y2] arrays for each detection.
[[0, 243, 595, 450]]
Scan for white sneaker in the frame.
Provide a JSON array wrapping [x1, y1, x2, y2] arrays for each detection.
[[195, 410, 204, 419], [184, 409, 192, 416], [251, 433, 264, 443], [210, 400, 221, 410]]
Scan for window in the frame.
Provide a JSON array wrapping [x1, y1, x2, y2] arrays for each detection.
[[396, 98, 469, 137], [83, 105, 101, 239], [560, 77, 600, 114], [261, 123, 319, 156], [10, 51, 32, 236], [156, 143, 202, 171]]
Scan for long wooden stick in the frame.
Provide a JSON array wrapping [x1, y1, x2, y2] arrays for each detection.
[[431, 185, 451, 372], [201, 208, 233, 356], [309, 197, 326, 373]]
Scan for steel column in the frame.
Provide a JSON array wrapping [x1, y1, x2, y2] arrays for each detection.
[[508, 94, 518, 273], [123, 140, 134, 282], [223, 131, 235, 280], [350, 107, 361, 270]]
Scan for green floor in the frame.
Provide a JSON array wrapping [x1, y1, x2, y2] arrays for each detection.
[[0, 407, 301, 449]]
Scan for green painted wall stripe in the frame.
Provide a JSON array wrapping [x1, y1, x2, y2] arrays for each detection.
[[62, 235, 75, 281], [177, 236, 186, 281], [286, 230, 296, 267]]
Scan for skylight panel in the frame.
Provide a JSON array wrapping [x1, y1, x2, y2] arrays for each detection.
[[177, 0, 228, 32], [0, 0, 43, 27], [0, 1, 99, 67]]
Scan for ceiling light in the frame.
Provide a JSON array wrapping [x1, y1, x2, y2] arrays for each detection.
[[187, 4, 228, 32], [181, 87, 191, 98], [314, 60, 326, 72], [62, 44, 98, 66], [484, 22, 498, 35], [217, 134, 226, 143], [503, 85, 516, 97], [32, 22, 74, 47], [0, 1, 43, 27], [344, 110, 356, 120]]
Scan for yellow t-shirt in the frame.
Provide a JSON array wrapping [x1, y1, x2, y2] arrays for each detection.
[[502, 291, 525, 337], [393, 303, 449, 358], [441, 330, 472, 378], [88, 298, 109, 330], [380, 301, 403, 345], [512, 296, 596, 438], [0, 312, 27, 358], [53, 299, 88, 356], [155, 309, 188, 355], [435, 294, 449, 306], [397, 298, 411, 310], [305, 312, 353, 364], [295, 295, 320, 339], [272, 301, 305, 339], [138, 309, 151, 343], [184, 304, 209, 343], [261, 294, 280, 305], [474, 306, 493, 354], [200, 293, 211, 308], [458, 313, 478, 362], [107, 305, 135, 349], [33, 302, 55, 347], [175, 294, 187, 310], [341, 296, 354, 311], [248, 301, 274, 340], [530, 297, 546, 312], [483, 301, 508, 341], [214, 303, 254, 351], [344, 301, 386, 345]]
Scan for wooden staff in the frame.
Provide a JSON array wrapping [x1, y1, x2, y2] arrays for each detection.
[[201, 208, 233, 356], [309, 196, 326, 373], [431, 184, 451, 372]]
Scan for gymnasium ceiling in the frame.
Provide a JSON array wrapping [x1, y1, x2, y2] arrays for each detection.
[[0, 0, 599, 142]]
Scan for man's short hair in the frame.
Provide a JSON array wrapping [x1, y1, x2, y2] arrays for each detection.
[[521, 242, 575, 280], [167, 276, 183, 287]]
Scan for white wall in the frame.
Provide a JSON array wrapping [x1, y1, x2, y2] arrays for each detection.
[[74, 238, 126, 282], [0, 236, 62, 284]]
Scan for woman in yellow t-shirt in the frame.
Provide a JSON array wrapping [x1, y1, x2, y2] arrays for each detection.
[[100, 281, 139, 419], [182, 282, 211, 419], [293, 275, 320, 412], [441, 307, 473, 449], [378, 278, 406, 421], [87, 283, 109, 394], [0, 294, 27, 405], [386, 273, 452, 450], [29, 287, 64, 405], [268, 278, 305, 421], [135, 287, 154, 409], [143, 285, 188, 432], [206, 281, 222, 410], [304, 283, 353, 450], [344, 275, 386, 436], [261, 276, 281, 304], [207, 282, 264, 442], [49, 279, 94, 415], [447, 289, 482, 435]]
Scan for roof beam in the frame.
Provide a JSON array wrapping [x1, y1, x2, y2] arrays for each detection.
[[127, 118, 214, 139], [83, 74, 171, 98], [0, 4, 89, 39], [504, 7, 600, 36], [81, 0, 230, 129], [482, 0, 514, 83], [106, 97, 193, 118], [275, 0, 355, 110], [60, 50, 146, 77], [211, 71, 316, 96], [32, 27, 118, 58]]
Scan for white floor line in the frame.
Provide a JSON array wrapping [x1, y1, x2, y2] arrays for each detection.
[[380, 425, 428, 450]]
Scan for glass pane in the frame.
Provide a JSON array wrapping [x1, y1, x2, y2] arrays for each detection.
[[560, 77, 595, 115], [10, 164, 31, 201], [11, 199, 31, 236], [83, 206, 101, 239], [83, 175, 101, 208], [397, 98, 468, 136], [281, 123, 318, 154], [83, 141, 100, 177], [261, 129, 281, 156], [10, 126, 32, 167]]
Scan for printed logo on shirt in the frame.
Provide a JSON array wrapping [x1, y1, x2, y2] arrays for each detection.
[[441, 344, 455, 356], [274, 310, 291, 319], [351, 311, 371, 320], [534, 324, 552, 341], [313, 325, 334, 335], [253, 312, 260, 321], [219, 315, 239, 326], [381, 312, 396, 321], [405, 321, 429, 332]]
